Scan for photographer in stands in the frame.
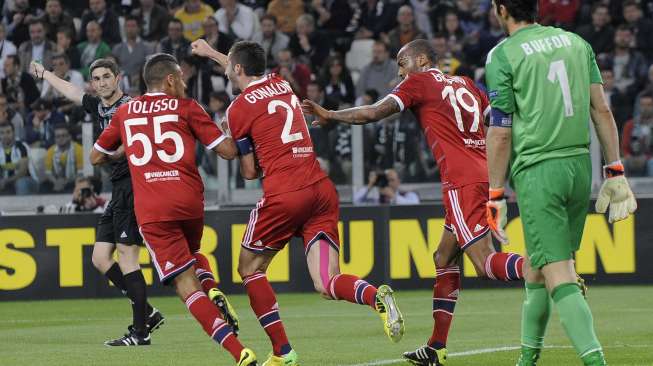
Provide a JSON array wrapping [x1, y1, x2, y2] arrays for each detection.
[[353, 169, 420, 205], [61, 176, 106, 213]]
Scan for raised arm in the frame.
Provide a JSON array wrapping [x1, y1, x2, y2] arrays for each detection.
[[190, 39, 228, 68], [301, 95, 400, 126], [30, 61, 84, 105]]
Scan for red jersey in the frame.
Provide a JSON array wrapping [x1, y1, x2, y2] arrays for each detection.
[[95, 93, 226, 225], [389, 68, 490, 190], [227, 74, 326, 196]]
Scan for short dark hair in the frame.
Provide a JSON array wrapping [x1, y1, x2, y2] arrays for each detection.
[[169, 18, 183, 27], [51, 53, 70, 64], [640, 91, 653, 101], [53, 123, 70, 133], [260, 14, 277, 24], [494, 0, 538, 23], [89, 58, 120, 77], [591, 3, 608, 14], [616, 24, 633, 33], [57, 28, 74, 40], [124, 15, 140, 25], [623, 0, 640, 10], [402, 39, 437, 63], [0, 122, 14, 132], [143, 53, 180, 88], [6, 54, 19, 66], [29, 19, 45, 28], [373, 40, 389, 51], [229, 41, 266, 77]]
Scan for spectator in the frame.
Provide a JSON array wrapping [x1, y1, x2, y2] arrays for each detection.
[[131, 0, 171, 42], [0, 122, 37, 194], [56, 28, 81, 69], [62, 176, 107, 212], [604, 25, 649, 99], [24, 98, 66, 148], [353, 169, 420, 205], [267, 0, 305, 34], [319, 55, 355, 105], [1, 55, 39, 113], [431, 33, 461, 75], [576, 3, 614, 56], [455, 0, 484, 34], [623, 0, 653, 62], [4, 0, 43, 46], [18, 20, 57, 73], [0, 94, 25, 140], [77, 21, 111, 79], [273, 49, 311, 99], [478, 10, 504, 64], [207, 90, 229, 122], [252, 14, 289, 69], [175, 0, 215, 42], [385, 5, 426, 57], [622, 92, 653, 176], [0, 23, 18, 78], [310, 0, 353, 36], [288, 13, 330, 71], [180, 56, 211, 106], [79, 0, 121, 46], [215, 0, 260, 41], [157, 19, 191, 62], [40, 53, 84, 112], [40, 0, 76, 42], [601, 68, 633, 135], [356, 41, 398, 99], [42, 123, 82, 192], [442, 10, 465, 56], [355, 0, 398, 40], [201, 16, 234, 56], [538, 0, 580, 29], [408, 0, 433, 39], [305, 81, 338, 161], [112, 16, 154, 83]]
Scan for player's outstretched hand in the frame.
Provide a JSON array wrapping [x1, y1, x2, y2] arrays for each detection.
[[486, 188, 509, 244], [191, 39, 214, 58], [30, 61, 45, 79], [595, 162, 637, 223], [301, 99, 329, 127]]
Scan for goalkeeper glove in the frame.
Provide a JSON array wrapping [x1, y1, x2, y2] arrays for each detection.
[[595, 161, 637, 223], [486, 187, 509, 244]]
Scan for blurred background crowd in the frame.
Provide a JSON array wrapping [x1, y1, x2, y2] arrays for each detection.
[[1, 0, 653, 197]]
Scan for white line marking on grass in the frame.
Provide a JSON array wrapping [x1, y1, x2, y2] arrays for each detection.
[[345, 344, 652, 366]]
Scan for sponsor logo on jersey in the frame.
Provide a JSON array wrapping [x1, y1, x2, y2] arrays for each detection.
[[144, 170, 180, 183], [462, 138, 486, 149], [292, 146, 313, 157]]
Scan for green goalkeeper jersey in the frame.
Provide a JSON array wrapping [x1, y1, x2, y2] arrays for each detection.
[[485, 24, 603, 179]]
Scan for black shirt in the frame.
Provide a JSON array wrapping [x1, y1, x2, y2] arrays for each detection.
[[82, 93, 131, 181]]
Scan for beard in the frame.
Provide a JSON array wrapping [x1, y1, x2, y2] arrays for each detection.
[[231, 84, 242, 95]]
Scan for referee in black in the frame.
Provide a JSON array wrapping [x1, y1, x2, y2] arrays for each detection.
[[31, 59, 164, 346]]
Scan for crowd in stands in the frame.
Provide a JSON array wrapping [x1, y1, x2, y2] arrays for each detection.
[[1, 0, 653, 196]]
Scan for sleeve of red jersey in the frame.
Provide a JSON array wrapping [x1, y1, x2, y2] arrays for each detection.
[[94, 111, 122, 154], [388, 74, 423, 112], [187, 100, 227, 149], [225, 101, 252, 140]]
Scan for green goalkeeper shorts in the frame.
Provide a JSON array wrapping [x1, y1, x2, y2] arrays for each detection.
[[512, 154, 591, 269]]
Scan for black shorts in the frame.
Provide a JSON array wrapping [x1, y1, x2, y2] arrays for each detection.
[[96, 177, 142, 245]]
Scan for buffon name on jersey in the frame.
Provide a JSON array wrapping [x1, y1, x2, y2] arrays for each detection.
[[520, 33, 572, 56], [243, 79, 293, 104]]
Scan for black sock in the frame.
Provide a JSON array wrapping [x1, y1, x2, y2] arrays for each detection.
[[124, 270, 149, 336], [104, 262, 128, 296]]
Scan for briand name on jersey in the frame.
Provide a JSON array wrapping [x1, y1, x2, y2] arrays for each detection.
[[244, 79, 293, 104]]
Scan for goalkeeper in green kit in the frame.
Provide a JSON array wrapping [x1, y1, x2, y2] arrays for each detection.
[[484, 1, 637, 365]]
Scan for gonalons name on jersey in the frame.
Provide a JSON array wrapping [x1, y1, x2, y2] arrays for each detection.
[[243, 80, 293, 104]]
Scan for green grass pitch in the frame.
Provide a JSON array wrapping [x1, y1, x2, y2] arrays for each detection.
[[1, 286, 651, 365]]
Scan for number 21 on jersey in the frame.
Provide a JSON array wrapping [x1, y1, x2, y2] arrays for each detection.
[[268, 94, 306, 144]]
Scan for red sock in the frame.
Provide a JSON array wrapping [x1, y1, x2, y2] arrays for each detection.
[[194, 252, 218, 293], [243, 271, 292, 356], [428, 266, 460, 349], [326, 274, 377, 310], [184, 291, 243, 361], [485, 252, 524, 281]]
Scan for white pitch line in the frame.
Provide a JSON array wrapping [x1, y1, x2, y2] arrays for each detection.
[[345, 344, 652, 366]]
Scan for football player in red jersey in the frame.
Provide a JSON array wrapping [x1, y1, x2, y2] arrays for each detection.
[[90, 53, 258, 366], [191, 39, 405, 366], [303, 39, 527, 366]]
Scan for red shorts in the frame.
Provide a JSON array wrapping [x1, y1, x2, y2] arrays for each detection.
[[242, 178, 340, 255], [140, 218, 204, 284], [443, 183, 490, 250]]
